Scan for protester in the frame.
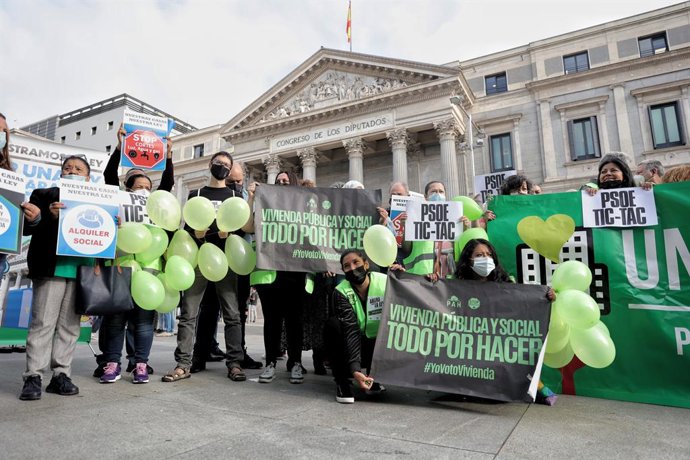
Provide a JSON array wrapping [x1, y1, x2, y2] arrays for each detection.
[[324, 249, 403, 403], [343, 180, 365, 189], [163, 151, 248, 382], [454, 238, 557, 405], [18, 156, 95, 400], [662, 164, 690, 183], [636, 160, 665, 184], [500, 175, 531, 195], [252, 170, 308, 384], [531, 184, 543, 195], [585, 153, 636, 196], [96, 128, 174, 384], [0, 113, 13, 275], [156, 310, 175, 337]]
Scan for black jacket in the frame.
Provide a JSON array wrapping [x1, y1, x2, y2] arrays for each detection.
[[332, 288, 366, 374], [104, 147, 174, 191], [23, 187, 61, 279]]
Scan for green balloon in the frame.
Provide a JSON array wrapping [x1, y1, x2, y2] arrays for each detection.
[[131, 270, 165, 310], [553, 289, 600, 329], [570, 324, 616, 368], [591, 320, 610, 337], [451, 195, 484, 221], [544, 342, 575, 369], [197, 242, 228, 282], [166, 229, 198, 268], [183, 196, 216, 231], [363, 224, 397, 267], [135, 225, 169, 263], [546, 310, 571, 353], [217, 197, 250, 232], [116, 222, 153, 254], [224, 234, 256, 275], [155, 273, 180, 313], [164, 255, 195, 291], [551, 260, 592, 292], [118, 257, 141, 273], [147, 190, 182, 231], [455, 227, 489, 256]]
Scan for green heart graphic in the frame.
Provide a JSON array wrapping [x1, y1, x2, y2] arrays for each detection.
[[517, 214, 575, 263]]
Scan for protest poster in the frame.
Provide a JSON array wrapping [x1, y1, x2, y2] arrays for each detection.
[[56, 179, 119, 259], [255, 185, 381, 273], [371, 271, 550, 402], [581, 187, 658, 228], [119, 191, 152, 224], [389, 195, 421, 246], [404, 200, 462, 241], [121, 109, 171, 171], [488, 182, 690, 409], [7, 131, 107, 199], [0, 169, 26, 254], [474, 170, 516, 203]]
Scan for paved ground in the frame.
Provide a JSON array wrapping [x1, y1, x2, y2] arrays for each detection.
[[1, 322, 689, 459]]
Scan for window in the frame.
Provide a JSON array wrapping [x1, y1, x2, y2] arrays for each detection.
[[567, 116, 601, 161], [649, 102, 684, 149], [91, 126, 97, 135], [485, 72, 507, 95], [60, 136, 66, 144], [105, 145, 111, 153], [193, 144, 204, 158], [563, 51, 589, 74], [107, 121, 114, 130], [489, 133, 513, 172], [639, 33, 668, 57], [75, 131, 81, 140]]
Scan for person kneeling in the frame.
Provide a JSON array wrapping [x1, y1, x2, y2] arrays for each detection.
[[324, 249, 401, 404]]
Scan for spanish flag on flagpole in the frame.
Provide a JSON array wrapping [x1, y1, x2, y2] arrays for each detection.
[[346, 1, 352, 51]]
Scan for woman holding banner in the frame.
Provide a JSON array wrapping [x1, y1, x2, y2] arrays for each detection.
[[18, 156, 93, 401], [95, 128, 174, 384]]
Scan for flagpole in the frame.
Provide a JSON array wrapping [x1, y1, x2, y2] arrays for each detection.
[[347, 0, 352, 52]]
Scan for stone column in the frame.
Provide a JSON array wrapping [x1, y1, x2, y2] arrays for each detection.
[[612, 84, 634, 156], [386, 128, 409, 185], [538, 99, 558, 181], [263, 154, 282, 185], [343, 138, 365, 183], [433, 119, 461, 198], [297, 147, 319, 184]]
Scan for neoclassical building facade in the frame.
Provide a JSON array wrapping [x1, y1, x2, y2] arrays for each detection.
[[168, 2, 690, 201]]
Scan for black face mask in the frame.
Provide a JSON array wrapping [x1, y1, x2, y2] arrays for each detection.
[[211, 164, 230, 180], [345, 266, 368, 286], [600, 179, 623, 189], [228, 182, 243, 195]]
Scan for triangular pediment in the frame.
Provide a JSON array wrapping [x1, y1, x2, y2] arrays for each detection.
[[220, 48, 459, 137]]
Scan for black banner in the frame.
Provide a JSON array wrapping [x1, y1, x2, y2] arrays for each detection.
[[371, 272, 551, 402], [255, 185, 381, 273]]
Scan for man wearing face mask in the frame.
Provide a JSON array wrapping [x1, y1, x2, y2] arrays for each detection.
[[93, 127, 175, 383], [324, 249, 393, 403], [164, 151, 251, 383]]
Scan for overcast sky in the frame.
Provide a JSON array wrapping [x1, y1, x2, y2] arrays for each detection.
[[1, 0, 682, 129]]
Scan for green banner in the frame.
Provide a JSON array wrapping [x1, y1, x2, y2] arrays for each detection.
[[488, 182, 690, 408]]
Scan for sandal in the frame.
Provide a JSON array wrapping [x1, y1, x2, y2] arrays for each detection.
[[162, 367, 191, 382], [228, 366, 246, 382]]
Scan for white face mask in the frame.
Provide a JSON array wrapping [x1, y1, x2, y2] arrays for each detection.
[[471, 256, 495, 277], [62, 174, 87, 182], [428, 192, 446, 202], [132, 189, 150, 197], [0, 132, 6, 150]]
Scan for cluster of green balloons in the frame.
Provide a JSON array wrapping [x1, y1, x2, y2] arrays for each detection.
[[544, 261, 616, 369], [182, 196, 250, 232]]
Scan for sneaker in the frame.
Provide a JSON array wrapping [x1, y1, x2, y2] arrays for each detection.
[[289, 362, 304, 384], [335, 381, 354, 404], [99, 362, 121, 383], [190, 358, 206, 374], [132, 363, 149, 384], [155, 331, 173, 337], [259, 362, 276, 383], [127, 362, 154, 374], [45, 373, 79, 396], [366, 382, 386, 395], [19, 375, 42, 401]]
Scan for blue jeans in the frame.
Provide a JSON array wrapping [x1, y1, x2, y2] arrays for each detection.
[[161, 311, 174, 333], [101, 306, 155, 364]]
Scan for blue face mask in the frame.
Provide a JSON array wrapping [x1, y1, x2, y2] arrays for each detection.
[[428, 192, 446, 202], [0, 132, 6, 150], [62, 174, 87, 182]]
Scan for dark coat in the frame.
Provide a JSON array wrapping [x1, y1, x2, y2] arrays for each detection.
[[23, 187, 60, 279]]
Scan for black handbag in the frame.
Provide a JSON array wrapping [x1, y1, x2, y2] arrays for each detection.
[[76, 261, 134, 315]]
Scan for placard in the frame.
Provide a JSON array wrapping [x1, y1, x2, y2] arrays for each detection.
[[474, 170, 516, 203], [404, 200, 462, 241], [121, 109, 170, 171], [581, 188, 658, 228], [119, 191, 152, 224], [0, 169, 26, 254]]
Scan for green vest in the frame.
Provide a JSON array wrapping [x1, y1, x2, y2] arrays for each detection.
[[335, 271, 387, 339], [403, 240, 435, 275]]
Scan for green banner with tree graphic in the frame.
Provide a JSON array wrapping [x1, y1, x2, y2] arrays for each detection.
[[488, 182, 690, 408]]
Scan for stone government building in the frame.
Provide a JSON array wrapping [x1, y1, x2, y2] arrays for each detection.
[[167, 2, 690, 202]]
